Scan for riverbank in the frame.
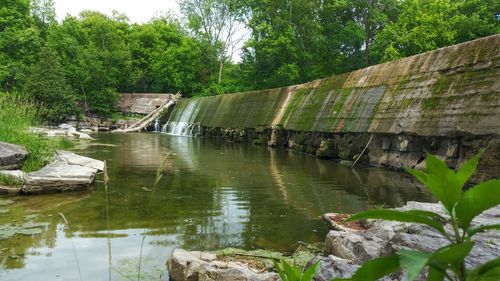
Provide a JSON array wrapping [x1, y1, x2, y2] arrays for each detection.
[[0, 94, 74, 173], [167, 201, 500, 281]]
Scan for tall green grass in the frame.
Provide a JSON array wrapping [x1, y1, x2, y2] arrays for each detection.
[[0, 93, 72, 172]]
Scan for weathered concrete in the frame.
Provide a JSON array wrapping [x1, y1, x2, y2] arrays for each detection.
[[119, 93, 173, 114], [166, 35, 500, 180], [0, 142, 28, 170]]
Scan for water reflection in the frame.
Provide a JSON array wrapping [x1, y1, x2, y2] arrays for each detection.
[[0, 133, 434, 280]]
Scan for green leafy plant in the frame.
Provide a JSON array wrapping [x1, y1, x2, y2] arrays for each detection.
[[273, 258, 319, 281], [333, 151, 500, 281]]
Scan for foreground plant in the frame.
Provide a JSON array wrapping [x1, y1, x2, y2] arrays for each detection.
[[333, 151, 499, 281], [273, 258, 319, 281]]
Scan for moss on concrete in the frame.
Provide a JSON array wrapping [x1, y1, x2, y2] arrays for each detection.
[[166, 35, 499, 137]]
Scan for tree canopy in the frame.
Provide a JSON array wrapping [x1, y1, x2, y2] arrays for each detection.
[[0, 0, 498, 119]]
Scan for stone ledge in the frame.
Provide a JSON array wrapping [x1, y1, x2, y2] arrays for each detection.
[[168, 248, 279, 281]]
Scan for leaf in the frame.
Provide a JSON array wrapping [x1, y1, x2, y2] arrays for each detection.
[[399, 250, 431, 281], [407, 169, 458, 213], [467, 224, 500, 237], [428, 241, 474, 271], [467, 258, 500, 281], [284, 259, 300, 280], [455, 179, 500, 230], [273, 259, 288, 281], [345, 209, 446, 236], [428, 266, 446, 281], [302, 261, 319, 281], [404, 210, 448, 224], [349, 255, 400, 281], [456, 150, 484, 188]]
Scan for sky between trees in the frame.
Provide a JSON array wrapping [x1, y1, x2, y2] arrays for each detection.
[[1, 0, 499, 122]]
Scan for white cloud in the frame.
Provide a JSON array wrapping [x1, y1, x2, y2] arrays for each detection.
[[54, 0, 181, 23]]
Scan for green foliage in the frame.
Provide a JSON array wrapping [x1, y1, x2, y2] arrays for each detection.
[[333, 256, 401, 281], [0, 93, 72, 172], [0, 173, 23, 187], [371, 0, 500, 62], [337, 152, 500, 281], [1, 0, 499, 116], [0, 0, 42, 91], [23, 46, 78, 122], [273, 258, 319, 281]]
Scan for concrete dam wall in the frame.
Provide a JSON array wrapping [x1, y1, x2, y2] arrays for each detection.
[[166, 35, 500, 181]]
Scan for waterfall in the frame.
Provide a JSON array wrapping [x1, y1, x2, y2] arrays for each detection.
[[162, 99, 201, 136], [154, 118, 160, 132]]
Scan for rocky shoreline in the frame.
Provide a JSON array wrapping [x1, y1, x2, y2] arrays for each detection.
[[0, 150, 104, 195], [0, 124, 104, 195], [167, 201, 500, 281]]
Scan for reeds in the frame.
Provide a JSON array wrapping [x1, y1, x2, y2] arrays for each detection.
[[59, 212, 84, 281], [137, 153, 171, 281], [0, 93, 72, 173]]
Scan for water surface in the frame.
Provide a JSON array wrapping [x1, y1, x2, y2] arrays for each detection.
[[0, 133, 433, 280]]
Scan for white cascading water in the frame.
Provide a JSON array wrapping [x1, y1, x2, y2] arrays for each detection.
[[154, 118, 160, 132], [162, 99, 201, 136]]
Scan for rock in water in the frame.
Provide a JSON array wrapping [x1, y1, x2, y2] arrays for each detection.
[[0, 142, 28, 170], [21, 150, 104, 194], [56, 150, 104, 171]]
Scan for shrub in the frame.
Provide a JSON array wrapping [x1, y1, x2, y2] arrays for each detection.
[[0, 93, 71, 172]]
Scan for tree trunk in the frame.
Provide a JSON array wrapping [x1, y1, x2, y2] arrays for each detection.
[[365, 37, 370, 66], [218, 58, 224, 85]]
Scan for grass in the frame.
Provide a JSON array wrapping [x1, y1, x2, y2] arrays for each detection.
[[0, 174, 23, 187], [0, 93, 73, 174]]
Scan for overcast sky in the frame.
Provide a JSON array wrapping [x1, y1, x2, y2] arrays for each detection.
[[54, 0, 181, 23]]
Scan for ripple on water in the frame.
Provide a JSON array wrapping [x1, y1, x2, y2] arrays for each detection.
[[0, 133, 434, 280]]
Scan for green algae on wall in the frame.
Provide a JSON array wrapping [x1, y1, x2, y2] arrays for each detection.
[[167, 34, 500, 137]]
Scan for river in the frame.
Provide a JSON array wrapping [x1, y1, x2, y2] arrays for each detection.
[[0, 133, 433, 280]]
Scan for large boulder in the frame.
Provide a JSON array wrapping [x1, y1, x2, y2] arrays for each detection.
[[306, 255, 359, 281], [0, 142, 28, 170], [319, 201, 500, 278], [21, 151, 104, 194], [168, 249, 279, 281]]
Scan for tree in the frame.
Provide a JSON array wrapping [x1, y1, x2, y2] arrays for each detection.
[[30, 0, 56, 39], [180, 0, 247, 85], [23, 46, 78, 123], [0, 0, 42, 91], [453, 0, 500, 43], [350, 0, 400, 66], [370, 0, 500, 63]]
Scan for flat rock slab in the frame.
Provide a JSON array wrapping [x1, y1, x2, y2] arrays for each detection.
[[56, 150, 104, 171], [0, 170, 27, 180], [29, 127, 95, 140], [21, 151, 104, 194], [0, 142, 28, 170], [168, 249, 279, 281]]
